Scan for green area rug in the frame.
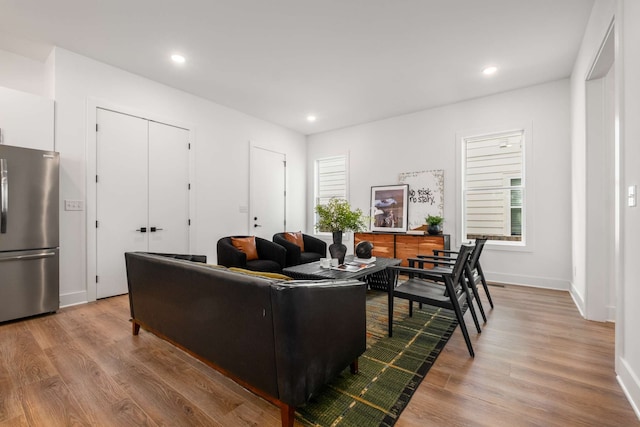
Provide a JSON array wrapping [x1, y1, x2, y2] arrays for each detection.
[[296, 290, 458, 427]]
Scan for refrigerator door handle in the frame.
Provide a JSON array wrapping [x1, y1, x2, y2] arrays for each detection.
[[0, 158, 7, 234], [0, 251, 57, 262]]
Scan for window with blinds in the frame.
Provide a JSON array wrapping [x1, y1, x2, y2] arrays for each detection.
[[314, 155, 348, 230], [463, 130, 524, 242]]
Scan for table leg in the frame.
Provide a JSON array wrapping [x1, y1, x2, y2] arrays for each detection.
[[388, 268, 395, 337]]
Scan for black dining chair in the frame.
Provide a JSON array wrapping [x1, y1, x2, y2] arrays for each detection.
[[387, 244, 479, 357], [439, 238, 493, 308], [411, 237, 493, 314]]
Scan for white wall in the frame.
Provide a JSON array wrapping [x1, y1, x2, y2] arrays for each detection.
[[570, 0, 616, 318], [53, 48, 306, 305], [0, 47, 307, 306], [0, 86, 54, 150], [0, 48, 50, 98], [571, 0, 640, 416], [618, 0, 640, 416], [308, 79, 572, 290]]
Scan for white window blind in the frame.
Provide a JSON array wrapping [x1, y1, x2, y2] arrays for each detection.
[[316, 155, 347, 205], [463, 130, 524, 242], [315, 155, 347, 230]]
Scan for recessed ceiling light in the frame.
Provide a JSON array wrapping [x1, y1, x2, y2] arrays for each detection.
[[307, 115, 317, 122], [171, 54, 186, 64], [482, 66, 498, 76]]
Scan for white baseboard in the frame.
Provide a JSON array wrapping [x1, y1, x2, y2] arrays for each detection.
[[485, 271, 570, 290], [569, 282, 586, 318], [59, 290, 88, 308], [617, 357, 640, 421]]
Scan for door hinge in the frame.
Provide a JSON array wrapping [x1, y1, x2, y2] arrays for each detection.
[[96, 175, 99, 183], [96, 275, 99, 283], [188, 219, 191, 226], [188, 143, 191, 150], [283, 160, 287, 167], [96, 220, 99, 228], [188, 183, 191, 190], [96, 124, 99, 132]]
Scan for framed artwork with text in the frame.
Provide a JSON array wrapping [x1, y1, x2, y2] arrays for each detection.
[[398, 170, 444, 230]]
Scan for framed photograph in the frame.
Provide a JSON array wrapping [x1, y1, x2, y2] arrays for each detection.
[[370, 184, 409, 232]]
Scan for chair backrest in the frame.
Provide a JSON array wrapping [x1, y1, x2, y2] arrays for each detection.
[[468, 238, 487, 269], [450, 244, 473, 287]]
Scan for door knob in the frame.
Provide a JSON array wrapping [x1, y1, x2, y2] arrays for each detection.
[[136, 227, 147, 233], [254, 224, 262, 228], [150, 227, 164, 232]]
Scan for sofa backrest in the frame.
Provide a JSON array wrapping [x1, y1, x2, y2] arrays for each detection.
[[147, 252, 208, 263], [125, 252, 281, 398]]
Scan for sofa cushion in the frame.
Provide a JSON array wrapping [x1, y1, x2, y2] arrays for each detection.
[[229, 267, 292, 281], [284, 231, 305, 251], [246, 259, 282, 273], [300, 251, 323, 264], [205, 264, 227, 270], [231, 236, 258, 260]]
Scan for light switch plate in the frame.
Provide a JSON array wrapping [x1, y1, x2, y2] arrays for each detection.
[[628, 185, 637, 207], [64, 200, 84, 211]]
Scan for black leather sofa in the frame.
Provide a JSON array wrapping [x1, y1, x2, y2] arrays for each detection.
[[125, 252, 366, 427], [273, 232, 327, 267]]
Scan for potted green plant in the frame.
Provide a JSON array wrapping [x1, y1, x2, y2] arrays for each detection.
[[315, 198, 367, 263], [426, 214, 444, 235]]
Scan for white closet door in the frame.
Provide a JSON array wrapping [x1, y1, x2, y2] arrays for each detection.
[[250, 147, 285, 240], [96, 109, 148, 298], [148, 121, 190, 254]]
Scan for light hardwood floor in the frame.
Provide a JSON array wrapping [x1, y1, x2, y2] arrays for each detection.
[[0, 285, 637, 426]]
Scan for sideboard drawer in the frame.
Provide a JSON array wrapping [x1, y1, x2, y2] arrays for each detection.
[[354, 232, 394, 258], [354, 232, 450, 266], [395, 234, 449, 267]]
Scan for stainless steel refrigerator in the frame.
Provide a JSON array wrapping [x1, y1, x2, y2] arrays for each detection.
[[0, 145, 59, 323]]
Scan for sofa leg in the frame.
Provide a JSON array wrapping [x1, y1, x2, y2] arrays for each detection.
[[280, 403, 294, 427], [132, 320, 140, 336], [350, 358, 359, 374]]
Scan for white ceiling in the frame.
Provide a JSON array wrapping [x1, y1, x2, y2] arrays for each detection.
[[0, 0, 595, 135]]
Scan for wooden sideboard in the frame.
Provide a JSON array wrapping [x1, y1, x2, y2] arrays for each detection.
[[354, 232, 450, 267]]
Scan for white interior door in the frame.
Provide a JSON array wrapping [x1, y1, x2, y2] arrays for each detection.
[[96, 109, 148, 298], [250, 146, 285, 240], [148, 121, 190, 253], [96, 110, 191, 299]]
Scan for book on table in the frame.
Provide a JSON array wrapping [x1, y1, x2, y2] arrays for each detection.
[[406, 230, 425, 235], [352, 256, 376, 264], [330, 261, 375, 272]]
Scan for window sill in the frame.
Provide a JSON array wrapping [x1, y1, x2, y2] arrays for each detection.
[[483, 241, 532, 253]]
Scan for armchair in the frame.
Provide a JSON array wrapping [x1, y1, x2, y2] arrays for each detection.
[[273, 232, 327, 267], [217, 236, 286, 273]]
